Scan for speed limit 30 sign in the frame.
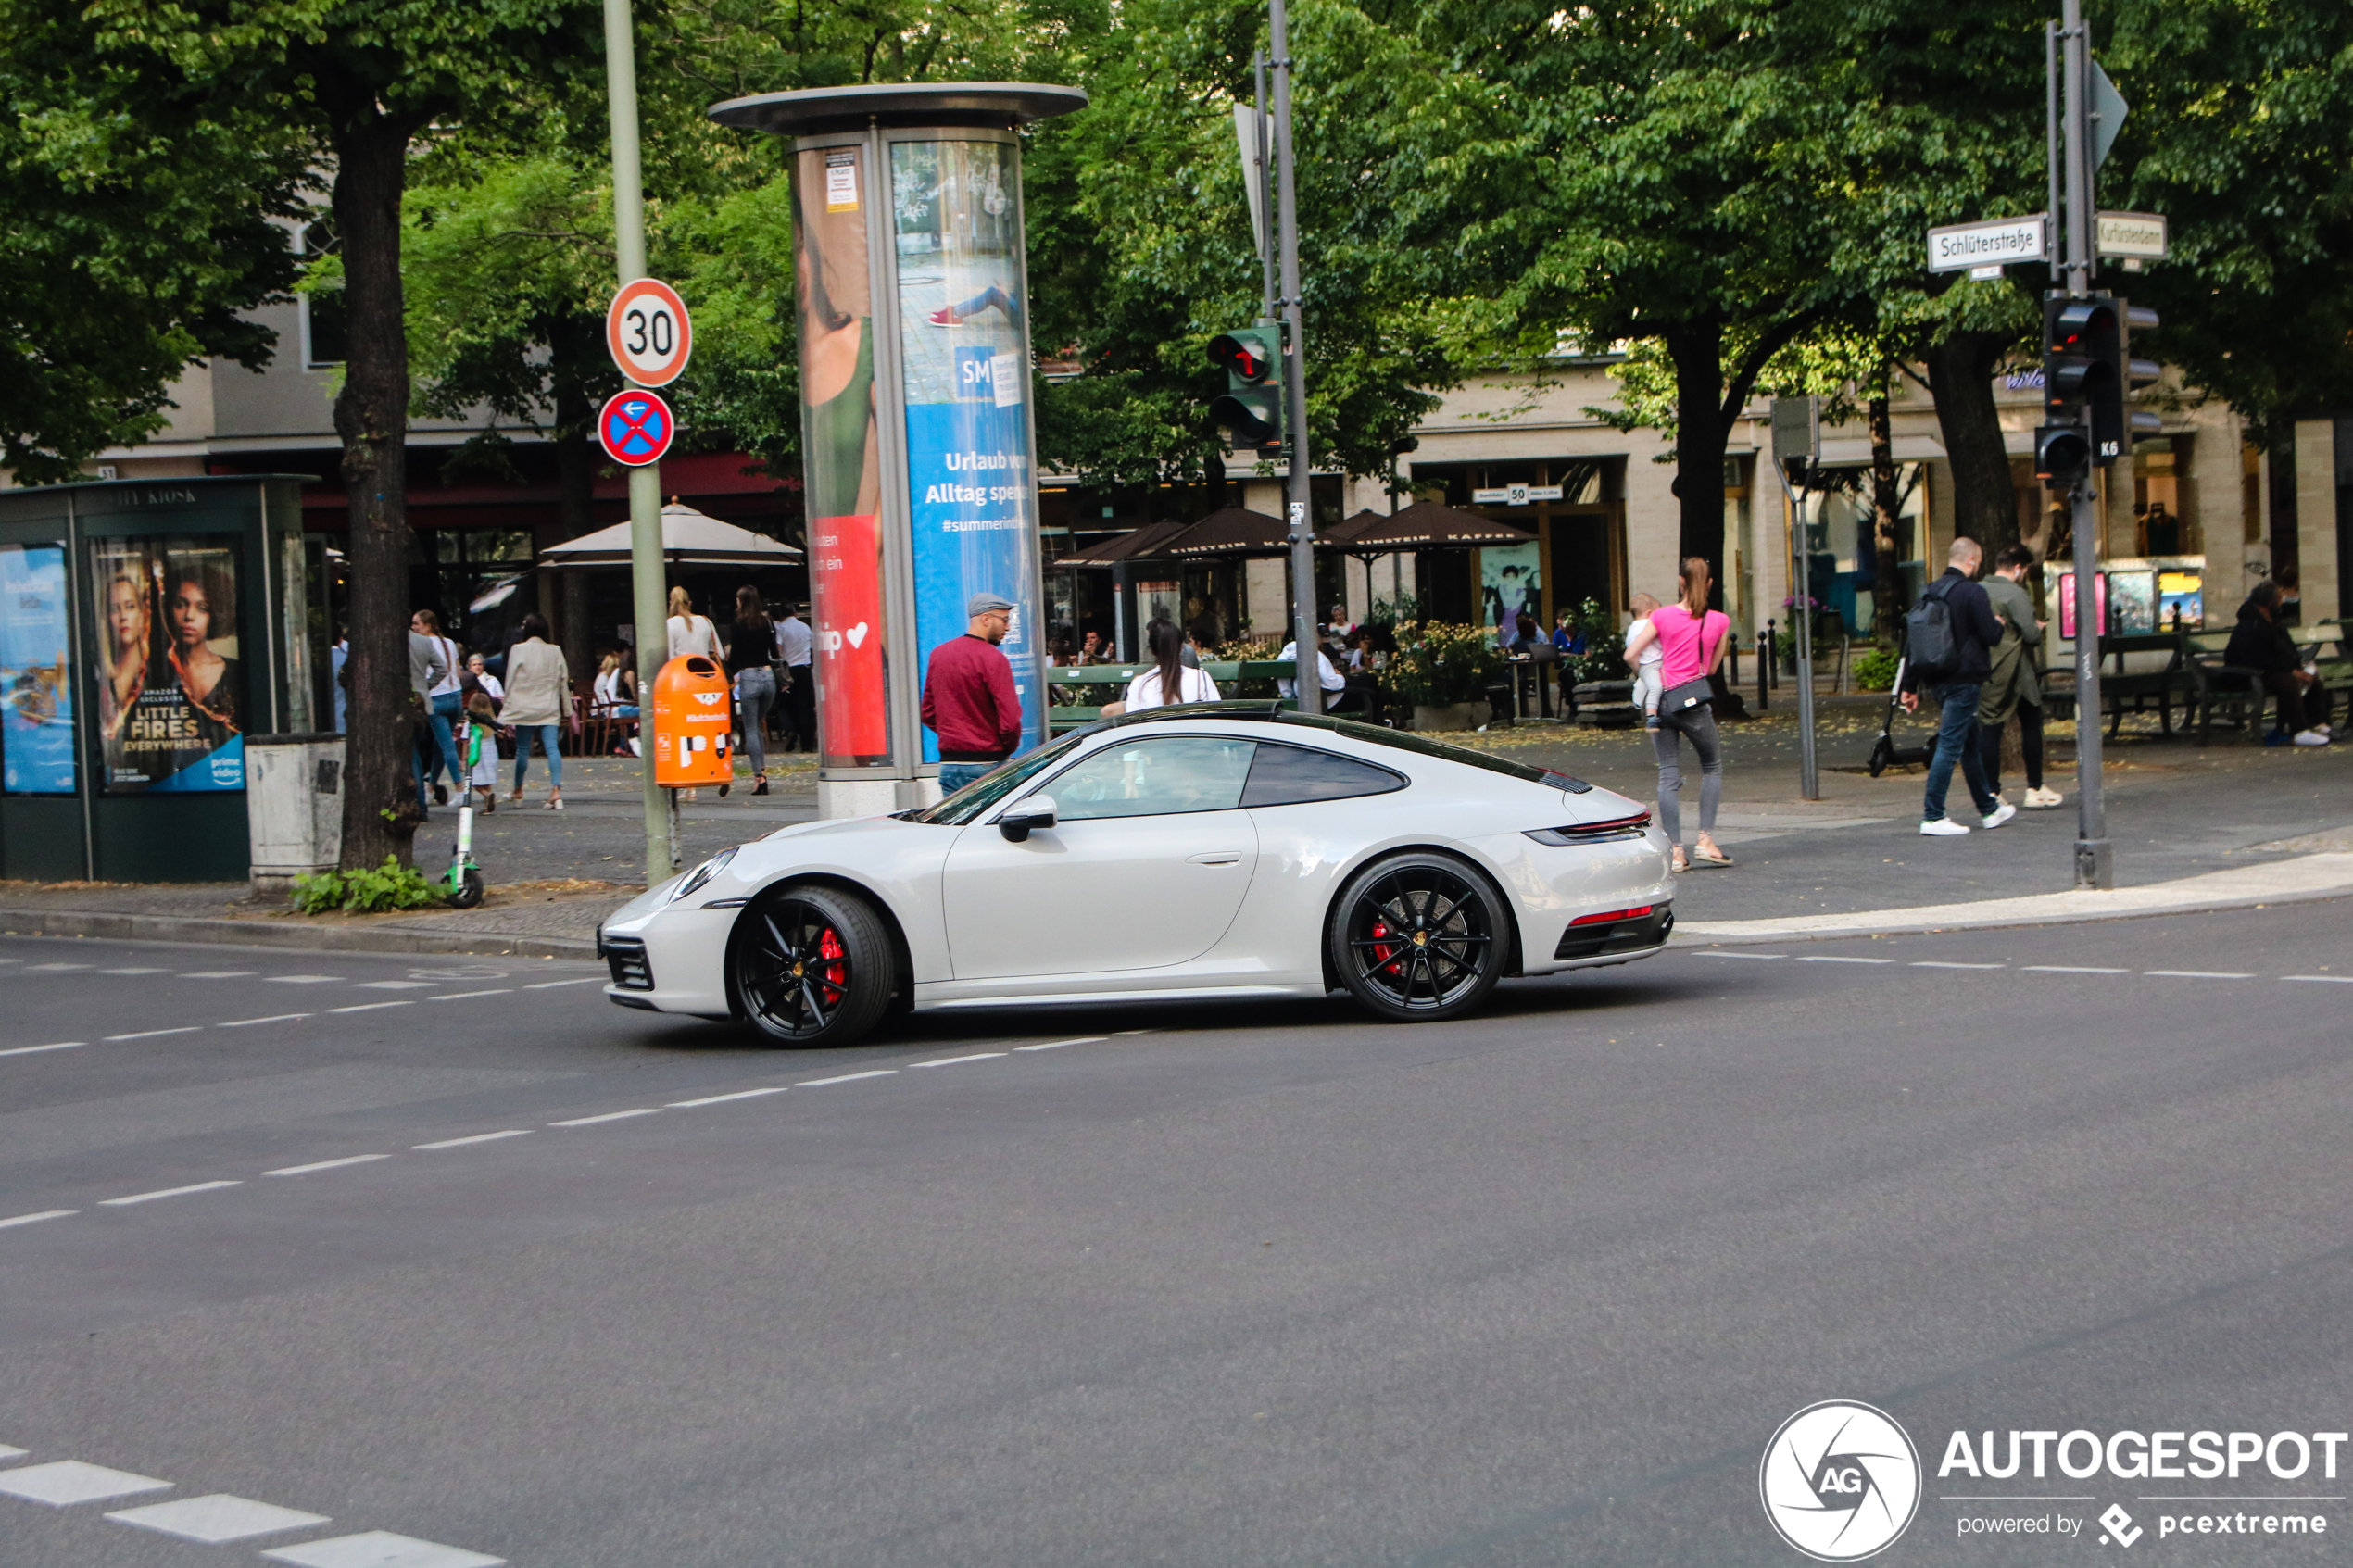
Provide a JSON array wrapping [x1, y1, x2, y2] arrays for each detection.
[[607, 278, 693, 387]]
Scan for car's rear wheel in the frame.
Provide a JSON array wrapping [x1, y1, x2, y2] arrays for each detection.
[[1328, 851, 1506, 1022], [732, 885, 894, 1047]]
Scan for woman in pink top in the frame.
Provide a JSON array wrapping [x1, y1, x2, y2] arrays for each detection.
[[1623, 558, 1732, 870]]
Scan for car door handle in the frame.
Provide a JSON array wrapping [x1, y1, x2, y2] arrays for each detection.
[[1187, 851, 1243, 865]]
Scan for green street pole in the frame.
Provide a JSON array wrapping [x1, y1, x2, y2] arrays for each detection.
[[602, 0, 673, 881]]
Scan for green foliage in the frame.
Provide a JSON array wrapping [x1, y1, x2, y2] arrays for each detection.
[[1851, 647, 1901, 693], [290, 855, 439, 914], [1385, 621, 1506, 708]]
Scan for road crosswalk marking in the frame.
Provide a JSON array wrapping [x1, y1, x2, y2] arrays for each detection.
[[107, 1493, 331, 1543]]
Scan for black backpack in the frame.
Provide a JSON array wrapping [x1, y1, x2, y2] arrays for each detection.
[[1906, 579, 1957, 681]]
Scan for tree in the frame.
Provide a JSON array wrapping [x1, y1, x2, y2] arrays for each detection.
[[66, 0, 603, 867], [0, 9, 306, 480]]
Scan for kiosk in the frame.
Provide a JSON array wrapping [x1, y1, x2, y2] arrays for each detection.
[[710, 82, 1087, 819], [0, 476, 325, 881]]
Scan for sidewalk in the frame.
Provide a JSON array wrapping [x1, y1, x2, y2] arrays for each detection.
[[3, 702, 2345, 960]]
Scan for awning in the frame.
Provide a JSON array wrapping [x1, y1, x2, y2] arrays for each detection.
[[1810, 435, 1948, 469], [538, 501, 802, 568], [1319, 501, 1535, 553], [1161, 506, 1292, 558], [1057, 518, 1194, 568]]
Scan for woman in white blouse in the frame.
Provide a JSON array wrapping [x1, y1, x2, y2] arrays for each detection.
[[1117, 620, 1220, 712]]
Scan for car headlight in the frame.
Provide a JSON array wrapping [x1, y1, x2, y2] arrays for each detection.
[[669, 847, 738, 903]]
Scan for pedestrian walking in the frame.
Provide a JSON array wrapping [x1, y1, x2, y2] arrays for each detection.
[[411, 609, 464, 807], [1978, 545, 2061, 808], [776, 601, 815, 752], [666, 587, 722, 661], [502, 612, 570, 809], [920, 591, 1024, 795], [406, 618, 452, 816], [1624, 560, 1731, 872], [466, 652, 504, 706], [2225, 579, 2331, 745], [1899, 537, 2016, 835], [1117, 618, 1220, 713], [727, 585, 781, 795]]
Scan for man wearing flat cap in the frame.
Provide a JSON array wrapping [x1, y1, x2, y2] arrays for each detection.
[[921, 591, 1025, 794]]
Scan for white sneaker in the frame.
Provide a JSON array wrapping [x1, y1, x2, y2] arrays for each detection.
[[1920, 817, 1972, 836], [1982, 801, 2018, 829], [2294, 730, 2331, 746], [2022, 786, 2064, 809]]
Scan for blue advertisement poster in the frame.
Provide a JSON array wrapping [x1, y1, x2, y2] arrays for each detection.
[[892, 138, 1046, 763], [1, 544, 75, 794]]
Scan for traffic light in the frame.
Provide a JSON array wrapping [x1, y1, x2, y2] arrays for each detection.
[[2117, 301, 2164, 452], [1207, 323, 1283, 451]]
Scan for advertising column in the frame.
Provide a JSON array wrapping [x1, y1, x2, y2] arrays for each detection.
[[889, 137, 1047, 760], [792, 143, 895, 780]]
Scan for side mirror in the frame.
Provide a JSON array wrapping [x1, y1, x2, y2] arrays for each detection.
[[998, 796, 1057, 843]]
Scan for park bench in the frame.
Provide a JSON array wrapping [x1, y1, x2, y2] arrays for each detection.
[[1045, 660, 1302, 734], [2185, 621, 2350, 743], [2044, 632, 2198, 739]]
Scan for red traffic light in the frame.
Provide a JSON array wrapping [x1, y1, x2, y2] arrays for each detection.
[[1207, 332, 1272, 383]]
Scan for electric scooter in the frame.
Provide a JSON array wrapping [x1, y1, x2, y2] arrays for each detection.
[[1867, 650, 1935, 777], [442, 716, 487, 908]]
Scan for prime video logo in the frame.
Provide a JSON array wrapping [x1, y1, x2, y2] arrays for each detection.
[[1937, 1429, 2349, 1481]]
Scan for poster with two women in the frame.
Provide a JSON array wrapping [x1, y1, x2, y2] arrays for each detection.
[[90, 538, 245, 793]]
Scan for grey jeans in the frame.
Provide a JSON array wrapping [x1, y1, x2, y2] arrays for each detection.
[[1650, 702, 1722, 847]]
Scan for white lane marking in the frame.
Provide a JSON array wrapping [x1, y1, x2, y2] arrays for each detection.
[[263, 1529, 505, 1568], [429, 989, 513, 1001], [2145, 969, 2256, 979], [522, 977, 602, 989], [97, 967, 168, 974], [0, 1460, 173, 1507], [108, 1493, 331, 1544], [1115, 1028, 1154, 1035], [353, 980, 436, 990], [549, 1109, 661, 1127], [178, 971, 257, 979], [414, 1130, 531, 1149], [2284, 974, 2353, 984], [0, 1210, 76, 1230], [219, 1014, 311, 1028], [27, 962, 94, 972], [666, 1086, 788, 1108], [0, 957, 16, 964], [1796, 956, 1894, 964], [797, 1070, 897, 1085], [100, 1180, 242, 1207], [0, 1442, 21, 1458], [267, 975, 343, 985], [328, 1000, 414, 1014], [913, 1052, 1007, 1067], [2022, 965, 2131, 973], [1698, 951, 1785, 960], [263, 1155, 389, 1177], [1015, 1036, 1105, 1052], [104, 1026, 201, 1041], [1912, 961, 2005, 970], [0, 1041, 84, 1058]]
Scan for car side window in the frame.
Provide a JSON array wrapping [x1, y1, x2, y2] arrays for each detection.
[[1047, 736, 1257, 821], [1239, 742, 1407, 808]]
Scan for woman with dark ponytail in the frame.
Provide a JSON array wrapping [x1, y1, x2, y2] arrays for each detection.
[[1119, 617, 1219, 712]]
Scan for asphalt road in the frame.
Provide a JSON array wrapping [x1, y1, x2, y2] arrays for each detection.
[[2, 906, 2350, 1567]]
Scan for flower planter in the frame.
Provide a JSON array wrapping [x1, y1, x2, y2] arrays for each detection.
[[1411, 702, 1484, 734]]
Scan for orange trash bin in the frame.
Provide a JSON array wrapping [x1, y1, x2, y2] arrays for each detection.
[[650, 655, 736, 786]]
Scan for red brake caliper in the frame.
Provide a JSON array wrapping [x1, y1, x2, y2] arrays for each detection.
[[1369, 918, 1402, 976], [818, 927, 847, 999]]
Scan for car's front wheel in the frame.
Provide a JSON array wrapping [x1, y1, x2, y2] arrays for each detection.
[[732, 885, 895, 1047], [1327, 851, 1506, 1022]]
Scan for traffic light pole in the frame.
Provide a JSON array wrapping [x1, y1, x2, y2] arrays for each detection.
[[2059, 0, 2111, 888], [603, 0, 673, 880], [1270, 0, 1319, 714]]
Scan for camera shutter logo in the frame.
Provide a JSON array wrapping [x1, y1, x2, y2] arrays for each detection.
[[1759, 1400, 1921, 1561]]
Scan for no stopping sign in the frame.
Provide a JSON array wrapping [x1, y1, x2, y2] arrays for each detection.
[[598, 389, 675, 467], [607, 279, 693, 387]]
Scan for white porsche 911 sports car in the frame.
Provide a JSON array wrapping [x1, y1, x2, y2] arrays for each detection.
[[598, 704, 1673, 1046]]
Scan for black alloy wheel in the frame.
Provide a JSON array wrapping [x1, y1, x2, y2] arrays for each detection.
[[733, 884, 895, 1047], [1328, 851, 1506, 1022]]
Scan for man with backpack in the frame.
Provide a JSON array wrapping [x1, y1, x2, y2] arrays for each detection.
[[1898, 537, 2017, 837]]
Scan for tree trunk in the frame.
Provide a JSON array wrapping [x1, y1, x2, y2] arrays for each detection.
[[1665, 317, 1728, 583], [1925, 329, 2022, 559], [1867, 373, 1906, 643], [332, 111, 425, 870]]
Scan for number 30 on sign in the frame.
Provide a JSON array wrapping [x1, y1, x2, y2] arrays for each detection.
[[607, 279, 693, 387]]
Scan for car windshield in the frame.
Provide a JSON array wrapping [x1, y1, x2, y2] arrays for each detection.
[[903, 731, 1089, 825], [1268, 711, 1592, 793]]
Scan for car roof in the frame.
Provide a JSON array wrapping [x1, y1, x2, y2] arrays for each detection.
[[1086, 703, 1593, 793]]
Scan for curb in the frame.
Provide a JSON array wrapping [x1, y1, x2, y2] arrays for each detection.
[[0, 908, 602, 961]]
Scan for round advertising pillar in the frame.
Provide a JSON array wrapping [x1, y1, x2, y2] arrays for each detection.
[[711, 82, 1087, 820]]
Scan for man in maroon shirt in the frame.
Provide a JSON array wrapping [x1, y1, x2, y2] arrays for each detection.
[[922, 591, 1025, 795]]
